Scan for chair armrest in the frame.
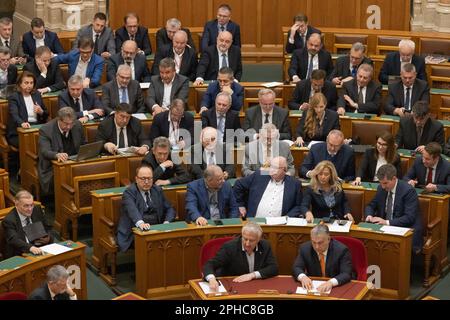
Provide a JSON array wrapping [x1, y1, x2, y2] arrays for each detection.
[[100, 216, 114, 228], [61, 183, 75, 194], [25, 150, 38, 160]]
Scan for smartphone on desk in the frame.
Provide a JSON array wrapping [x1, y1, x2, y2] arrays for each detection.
[[213, 220, 223, 226]]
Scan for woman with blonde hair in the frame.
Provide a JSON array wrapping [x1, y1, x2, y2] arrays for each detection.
[[300, 160, 354, 222]]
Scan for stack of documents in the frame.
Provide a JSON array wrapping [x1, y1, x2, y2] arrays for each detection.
[[198, 281, 227, 295], [296, 280, 331, 295], [328, 220, 352, 233], [380, 226, 410, 236], [40, 243, 73, 255]]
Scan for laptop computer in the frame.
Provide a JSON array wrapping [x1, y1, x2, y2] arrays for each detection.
[[68, 140, 104, 161]]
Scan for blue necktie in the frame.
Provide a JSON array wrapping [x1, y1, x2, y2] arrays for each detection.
[[121, 87, 128, 103], [351, 65, 357, 77]]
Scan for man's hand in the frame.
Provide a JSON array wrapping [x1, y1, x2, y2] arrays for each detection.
[[137, 49, 145, 55], [21, 122, 31, 129], [36, 57, 47, 74], [317, 280, 333, 293], [290, 23, 300, 37], [305, 211, 314, 223], [343, 213, 354, 222], [352, 177, 362, 186], [195, 217, 208, 226], [82, 78, 91, 88], [221, 85, 233, 94], [233, 273, 255, 283], [30, 246, 43, 255], [394, 107, 405, 117], [56, 153, 69, 162], [337, 107, 346, 116], [34, 103, 44, 115], [78, 116, 89, 124], [239, 207, 247, 218], [299, 102, 310, 111], [292, 76, 301, 83], [37, 87, 50, 94], [199, 106, 208, 114], [424, 183, 437, 193], [300, 276, 312, 290], [343, 94, 356, 109], [208, 277, 219, 291], [193, 79, 204, 86], [101, 52, 111, 59], [177, 140, 186, 150], [65, 280, 76, 298], [104, 142, 118, 154], [90, 108, 105, 117], [155, 179, 170, 186], [407, 179, 418, 187], [138, 222, 151, 231], [332, 77, 342, 85], [152, 105, 164, 116], [415, 145, 426, 153], [135, 146, 148, 155], [371, 217, 388, 225], [160, 160, 174, 169], [365, 215, 373, 223], [295, 136, 305, 147]]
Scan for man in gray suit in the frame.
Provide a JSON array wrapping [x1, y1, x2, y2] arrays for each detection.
[[73, 12, 115, 59], [242, 123, 295, 177], [0, 17, 26, 64], [243, 88, 292, 141], [145, 57, 189, 115], [102, 64, 145, 114], [38, 107, 86, 195]]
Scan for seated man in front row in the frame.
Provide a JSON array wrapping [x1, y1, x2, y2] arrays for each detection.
[[95, 103, 150, 156], [186, 165, 239, 226], [203, 222, 278, 291], [117, 165, 176, 252], [292, 224, 352, 293], [3, 190, 53, 258]]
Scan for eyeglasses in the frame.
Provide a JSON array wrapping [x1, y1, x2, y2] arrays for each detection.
[[136, 177, 152, 182], [377, 141, 388, 147]]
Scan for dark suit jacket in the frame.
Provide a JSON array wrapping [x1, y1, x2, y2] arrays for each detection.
[[203, 236, 278, 279], [329, 55, 373, 80], [337, 79, 382, 114], [296, 109, 340, 143], [300, 186, 351, 219], [101, 79, 145, 114], [292, 239, 352, 285], [200, 20, 241, 52], [185, 179, 238, 222], [188, 142, 236, 180], [107, 52, 151, 82], [95, 114, 150, 151], [395, 116, 444, 150], [196, 45, 242, 81], [233, 170, 303, 218], [74, 24, 116, 55], [288, 79, 338, 110], [404, 156, 450, 194], [379, 52, 427, 85], [38, 119, 85, 195], [301, 142, 356, 181], [57, 88, 103, 119], [115, 26, 152, 56], [23, 60, 66, 92], [145, 74, 189, 112], [288, 48, 334, 80], [155, 27, 196, 52], [141, 152, 191, 185], [29, 284, 71, 300], [149, 110, 195, 146], [358, 148, 402, 181], [384, 79, 430, 114], [201, 107, 241, 143], [116, 183, 175, 251], [22, 30, 64, 58], [285, 25, 321, 54], [2, 205, 52, 258], [243, 105, 292, 140], [200, 81, 244, 112], [151, 44, 198, 81]]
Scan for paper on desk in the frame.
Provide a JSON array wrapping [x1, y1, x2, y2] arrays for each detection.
[[380, 226, 410, 236], [140, 82, 151, 89], [132, 113, 148, 120], [117, 147, 137, 155], [296, 280, 331, 295], [328, 220, 352, 233], [265, 216, 287, 225], [262, 82, 283, 88], [198, 281, 227, 295], [286, 217, 307, 226], [40, 243, 73, 255]]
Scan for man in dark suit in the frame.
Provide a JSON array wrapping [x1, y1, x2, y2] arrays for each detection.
[[385, 63, 430, 116], [288, 33, 333, 83], [404, 142, 449, 194], [107, 40, 151, 82], [200, 4, 241, 52], [292, 224, 352, 293], [152, 30, 198, 81], [288, 69, 338, 111], [102, 64, 145, 114], [189, 127, 235, 180], [23, 46, 66, 94], [58, 75, 104, 123], [0, 17, 26, 64], [336, 63, 382, 115], [201, 92, 241, 143], [149, 98, 194, 149], [234, 157, 302, 218], [3, 190, 52, 258], [145, 57, 189, 114], [203, 222, 278, 291], [330, 42, 373, 86], [301, 130, 356, 181], [115, 12, 152, 56], [0, 46, 17, 86], [156, 18, 196, 52], [38, 107, 86, 195], [285, 13, 321, 54], [365, 164, 422, 250], [117, 165, 176, 252], [141, 136, 191, 186], [243, 88, 292, 140], [186, 165, 239, 225], [96, 102, 149, 156], [445, 137, 450, 157], [395, 101, 444, 152], [379, 39, 427, 85], [73, 12, 116, 59], [21, 17, 64, 59], [29, 265, 77, 300], [194, 31, 242, 84]]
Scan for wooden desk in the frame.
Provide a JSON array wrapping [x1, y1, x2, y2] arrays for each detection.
[[0, 242, 87, 299], [113, 292, 146, 300], [189, 276, 369, 300], [0, 168, 13, 208]]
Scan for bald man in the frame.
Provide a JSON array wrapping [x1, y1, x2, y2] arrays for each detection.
[[107, 40, 151, 82]]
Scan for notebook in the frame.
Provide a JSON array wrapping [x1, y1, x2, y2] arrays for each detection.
[[23, 221, 48, 242], [68, 140, 104, 161]]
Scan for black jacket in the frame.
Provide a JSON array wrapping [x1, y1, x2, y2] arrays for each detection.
[[357, 148, 402, 181], [23, 60, 66, 92], [288, 79, 338, 111], [141, 152, 191, 185]]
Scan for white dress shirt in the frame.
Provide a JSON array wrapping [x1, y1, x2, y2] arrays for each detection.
[[114, 122, 129, 147], [168, 113, 180, 147], [75, 56, 90, 79], [34, 35, 45, 49], [173, 48, 184, 74], [24, 95, 38, 123], [255, 179, 284, 217]]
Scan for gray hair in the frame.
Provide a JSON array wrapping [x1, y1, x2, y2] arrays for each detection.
[[351, 42, 366, 53], [399, 39, 415, 51], [258, 88, 276, 100], [14, 190, 34, 202], [58, 107, 76, 121], [311, 224, 330, 237], [401, 63, 416, 73], [47, 265, 69, 283], [376, 163, 397, 181], [242, 222, 263, 238], [327, 129, 344, 140], [117, 64, 132, 75], [166, 18, 181, 29], [204, 164, 223, 179], [0, 46, 11, 56], [216, 91, 232, 106], [152, 136, 171, 149], [68, 75, 84, 86], [169, 98, 185, 111], [412, 101, 429, 117], [159, 57, 176, 70], [173, 30, 188, 42], [358, 63, 373, 75], [260, 123, 280, 140]]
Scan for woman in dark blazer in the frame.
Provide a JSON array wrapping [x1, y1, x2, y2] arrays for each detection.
[[300, 160, 354, 223], [295, 92, 340, 146], [352, 131, 401, 185], [7, 71, 48, 147]]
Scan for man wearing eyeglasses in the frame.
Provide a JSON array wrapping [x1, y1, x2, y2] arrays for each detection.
[[117, 165, 176, 252]]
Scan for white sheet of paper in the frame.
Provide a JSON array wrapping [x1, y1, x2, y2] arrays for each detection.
[[132, 113, 148, 120], [262, 82, 283, 88], [140, 82, 151, 89], [307, 140, 324, 149], [328, 220, 352, 233], [286, 217, 307, 226], [296, 280, 331, 295], [265, 216, 287, 225], [40, 243, 73, 255], [380, 226, 410, 236], [198, 281, 227, 295]]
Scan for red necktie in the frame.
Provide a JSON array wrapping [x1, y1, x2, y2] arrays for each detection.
[[426, 167, 433, 184]]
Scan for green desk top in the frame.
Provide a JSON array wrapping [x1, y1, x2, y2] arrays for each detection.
[[148, 221, 188, 231], [0, 256, 30, 270], [207, 218, 243, 226], [248, 217, 266, 224], [439, 119, 450, 126], [379, 115, 400, 121], [357, 222, 383, 232], [93, 186, 126, 195], [343, 112, 376, 119], [360, 182, 379, 190]]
